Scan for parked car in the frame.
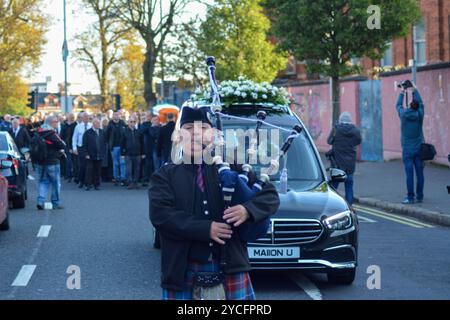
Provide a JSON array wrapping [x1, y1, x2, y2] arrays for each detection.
[[152, 103, 358, 285], [0, 132, 28, 209], [0, 159, 11, 231]]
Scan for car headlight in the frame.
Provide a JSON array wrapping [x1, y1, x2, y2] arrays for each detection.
[[323, 211, 353, 231]]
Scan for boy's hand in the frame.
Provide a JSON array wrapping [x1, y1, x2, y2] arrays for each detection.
[[223, 205, 250, 227], [210, 222, 233, 245]]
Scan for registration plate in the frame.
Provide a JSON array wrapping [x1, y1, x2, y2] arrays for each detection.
[[248, 247, 300, 259]]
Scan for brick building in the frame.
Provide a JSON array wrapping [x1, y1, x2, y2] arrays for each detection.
[[279, 0, 450, 82]]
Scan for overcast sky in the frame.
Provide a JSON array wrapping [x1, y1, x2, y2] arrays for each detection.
[[31, 0, 208, 94]]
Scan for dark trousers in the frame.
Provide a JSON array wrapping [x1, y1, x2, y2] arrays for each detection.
[[72, 153, 79, 182], [78, 147, 87, 185], [126, 156, 141, 184], [85, 159, 102, 187], [65, 150, 73, 179], [143, 154, 154, 183], [331, 173, 354, 205]]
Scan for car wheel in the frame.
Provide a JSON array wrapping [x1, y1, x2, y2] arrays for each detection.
[[12, 193, 26, 209], [327, 268, 356, 285], [153, 228, 161, 249], [0, 213, 10, 231]]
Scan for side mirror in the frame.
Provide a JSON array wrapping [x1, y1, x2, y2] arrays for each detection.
[[0, 159, 13, 169], [330, 168, 347, 183]]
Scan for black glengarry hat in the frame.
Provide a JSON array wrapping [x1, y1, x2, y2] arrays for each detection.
[[179, 104, 214, 127]]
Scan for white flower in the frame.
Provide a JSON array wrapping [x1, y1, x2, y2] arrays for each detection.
[[241, 92, 247, 98], [252, 93, 258, 100], [234, 90, 241, 96], [262, 94, 268, 99]]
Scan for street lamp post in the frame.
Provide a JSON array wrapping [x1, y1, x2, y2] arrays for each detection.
[[160, 0, 164, 104], [62, 0, 69, 114]]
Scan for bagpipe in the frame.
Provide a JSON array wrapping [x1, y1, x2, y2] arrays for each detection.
[[205, 56, 302, 243]]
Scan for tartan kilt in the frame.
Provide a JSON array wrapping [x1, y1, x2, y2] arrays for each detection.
[[162, 259, 255, 300]]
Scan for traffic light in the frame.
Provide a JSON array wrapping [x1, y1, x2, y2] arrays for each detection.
[[26, 89, 37, 109]]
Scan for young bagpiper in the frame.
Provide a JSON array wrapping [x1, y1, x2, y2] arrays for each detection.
[[149, 105, 280, 300]]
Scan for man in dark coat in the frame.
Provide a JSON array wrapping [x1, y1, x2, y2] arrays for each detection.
[[82, 118, 106, 191], [157, 113, 176, 164], [106, 112, 127, 185], [121, 117, 144, 189], [139, 111, 160, 186], [8, 118, 31, 150], [60, 113, 77, 182], [35, 116, 66, 210], [149, 106, 280, 300], [327, 112, 362, 205]]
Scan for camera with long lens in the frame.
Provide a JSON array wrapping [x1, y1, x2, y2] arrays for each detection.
[[397, 80, 414, 90]]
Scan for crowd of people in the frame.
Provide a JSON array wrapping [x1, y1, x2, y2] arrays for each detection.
[[0, 109, 177, 208]]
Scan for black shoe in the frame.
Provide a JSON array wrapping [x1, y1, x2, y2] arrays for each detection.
[[94, 186, 100, 190], [142, 183, 149, 187], [53, 205, 64, 210], [85, 186, 91, 191], [74, 180, 79, 184], [37, 204, 44, 210], [121, 182, 126, 187], [67, 178, 72, 183], [78, 184, 84, 189]]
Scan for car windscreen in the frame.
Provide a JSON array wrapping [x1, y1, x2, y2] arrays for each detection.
[[0, 135, 8, 151], [222, 122, 324, 190]]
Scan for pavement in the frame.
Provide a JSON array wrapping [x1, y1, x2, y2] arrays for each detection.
[[321, 153, 450, 227]]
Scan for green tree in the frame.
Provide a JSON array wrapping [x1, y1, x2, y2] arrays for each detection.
[[0, 0, 48, 116], [199, 0, 287, 83], [265, 0, 421, 123]]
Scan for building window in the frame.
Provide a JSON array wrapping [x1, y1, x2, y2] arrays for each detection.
[[381, 42, 393, 67], [414, 19, 426, 66]]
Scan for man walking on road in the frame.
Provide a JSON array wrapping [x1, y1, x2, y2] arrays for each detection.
[[83, 118, 106, 191], [106, 111, 127, 186], [396, 82, 425, 204], [72, 112, 92, 189], [157, 113, 176, 165], [34, 116, 66, 210], [121, 117, 144, 189], [327, 112, 362, 205]]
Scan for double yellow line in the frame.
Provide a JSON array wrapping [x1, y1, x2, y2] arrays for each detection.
[[353, 204, 434, 228]]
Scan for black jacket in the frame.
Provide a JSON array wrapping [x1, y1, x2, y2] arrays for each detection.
[[8, 126, 31, 150], [157, 121, 175, 160], [121, 127, 143, 156], [149, 163, 280, 291], [327, 123, 362, 174], [37, 128, 66, 165], [139, 122, 160, 156], [82, 128, 106, 161], [60, 122, 77, 150], [106, 120, 126, 148]]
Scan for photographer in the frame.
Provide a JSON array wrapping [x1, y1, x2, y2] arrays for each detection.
[[33, 116, 66, 210], [396, 80, 425, 204]]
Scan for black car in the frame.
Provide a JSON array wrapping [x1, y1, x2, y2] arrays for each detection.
[[0, 132, 28, 209], [152, 103, 358, 285], [219, 104, 358, 285]]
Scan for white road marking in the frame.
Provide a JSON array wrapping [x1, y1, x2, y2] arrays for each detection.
[[37, 225, 52, 237], [11, 265, 37, 287], [358, 215, 377, 223], [44, 202, 53, 210], [289, 271, 323, 300]]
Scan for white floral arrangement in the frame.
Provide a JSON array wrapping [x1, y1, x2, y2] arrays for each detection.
[[191, 76, 292, 106]]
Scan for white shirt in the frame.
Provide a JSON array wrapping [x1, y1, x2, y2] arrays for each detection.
[[72, 122, 92, 151]]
